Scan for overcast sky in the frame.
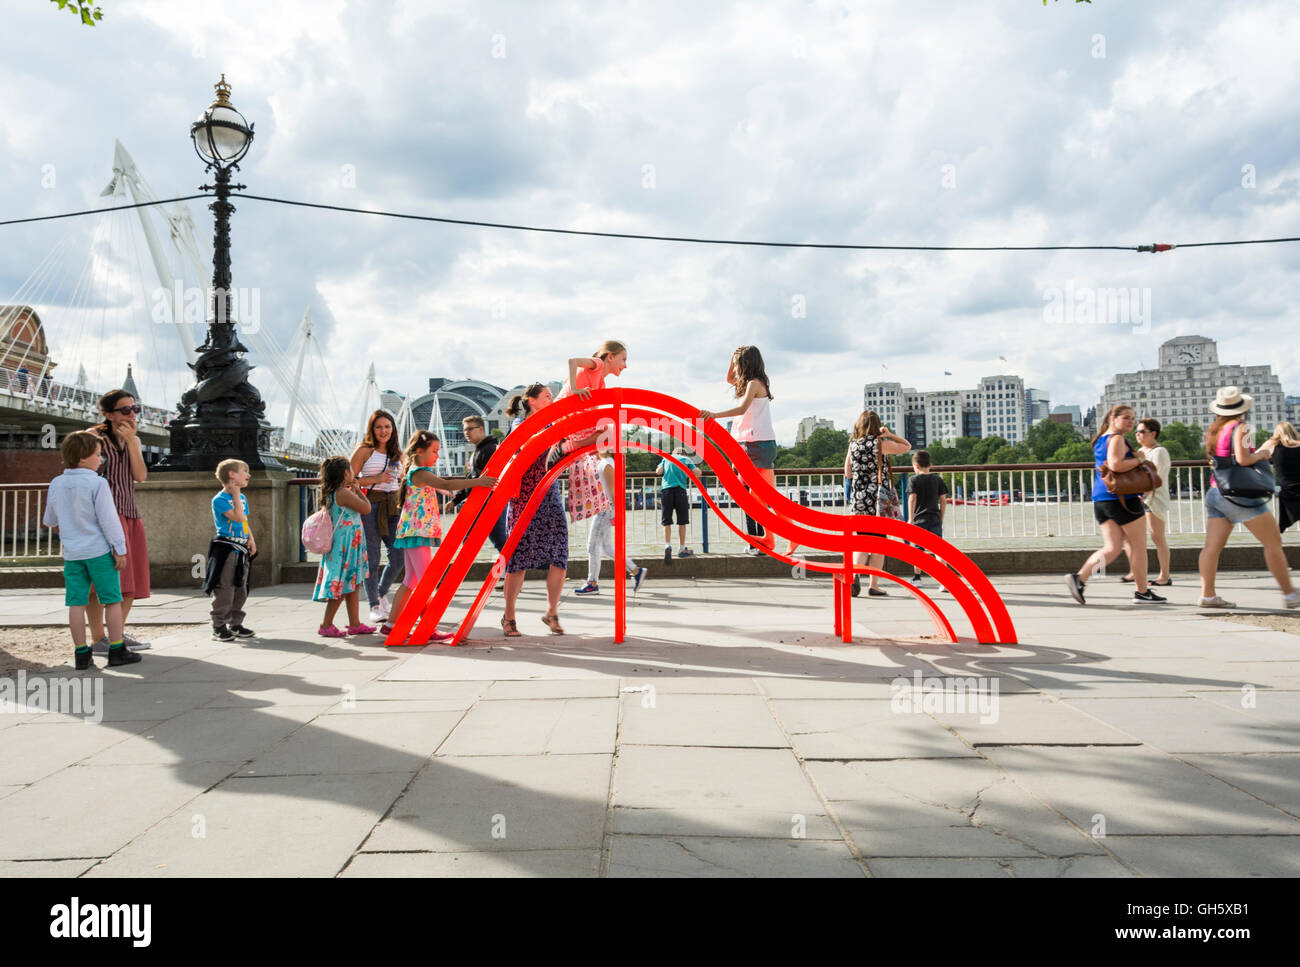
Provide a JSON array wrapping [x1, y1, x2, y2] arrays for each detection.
[[3, 0, 1298, 445]]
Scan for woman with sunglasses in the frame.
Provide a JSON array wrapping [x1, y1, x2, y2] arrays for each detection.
[[86, 388, 152, 652]]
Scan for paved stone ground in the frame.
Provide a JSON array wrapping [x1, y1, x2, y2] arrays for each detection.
[[1, 570, 1298, 878]]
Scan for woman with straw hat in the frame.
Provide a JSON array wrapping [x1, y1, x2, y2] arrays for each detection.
[[1198, 386, 1298, 610]]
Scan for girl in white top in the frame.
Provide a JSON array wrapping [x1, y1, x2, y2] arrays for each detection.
[[699, 345, 779, 553], [1123, 418, 1172, 586], [349, 410, 403, 620]]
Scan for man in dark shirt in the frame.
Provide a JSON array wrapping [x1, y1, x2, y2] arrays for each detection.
[[906, 449, 949, 588], [454, 416, 508, 551]]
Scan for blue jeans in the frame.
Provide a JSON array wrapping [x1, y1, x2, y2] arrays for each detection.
[[361, 507, 403, 606]]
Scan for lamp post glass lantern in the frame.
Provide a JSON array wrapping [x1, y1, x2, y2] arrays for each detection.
[[160, 75, 280, 472]]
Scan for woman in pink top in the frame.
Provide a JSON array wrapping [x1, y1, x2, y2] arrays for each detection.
[[1198, 387, 1297, 609], [558, 340, 628, 523]]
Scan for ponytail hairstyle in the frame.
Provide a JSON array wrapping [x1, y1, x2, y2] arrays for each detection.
[[399, 430, 440, 505], [593, 339, 627, 360], [1091, 404, 1133, 444], [97, 388, 134, 445], [505, 382, 547, 419], [318, 456, 350, 507], [853, 410, 882, 441], [1204, 414, 1242, 457], [731, 345, 772, 401]]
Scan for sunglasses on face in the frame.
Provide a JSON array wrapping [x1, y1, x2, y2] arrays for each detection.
[[113, 405, 142, 415]]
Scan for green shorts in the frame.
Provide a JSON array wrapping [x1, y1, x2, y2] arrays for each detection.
[[65, 553, 122, 607]]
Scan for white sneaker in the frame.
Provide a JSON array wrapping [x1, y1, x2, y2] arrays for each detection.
[[123, 633, 151, 651], [1198, 595, 1236, 609], [369, 606, 386, 623], [1284, 592, 1300, 610]]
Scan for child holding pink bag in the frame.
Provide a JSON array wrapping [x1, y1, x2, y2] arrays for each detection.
[[312, 456, 376, 638]]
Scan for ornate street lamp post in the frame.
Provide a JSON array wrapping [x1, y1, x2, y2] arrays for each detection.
[[159, 75, 280, 471]]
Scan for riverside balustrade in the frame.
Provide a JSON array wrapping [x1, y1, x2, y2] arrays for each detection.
[[5, 463, 1296, 565]]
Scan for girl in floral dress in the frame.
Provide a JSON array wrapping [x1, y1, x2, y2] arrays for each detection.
[[845, 410, 910, 597], [313, 456, 376, 637], [382, 431, 496, 644]]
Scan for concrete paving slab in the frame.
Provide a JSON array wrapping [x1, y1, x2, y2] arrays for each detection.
[[0, 786, 22, 801], [353, 680, 488, 702], [867, 856, 1132, 877], [619, 694, 787, 748], [483, 679, 621, 700], [981, 746, 1300, 835], [0, 761, 238, 861], [96, 682, 235, 721], [611, 746, 832, 839], [440, 698, 616, 756], [323, 699, 475, 714], [1063, 696, 1300, 753], [0, 720, 161, 784], [340, 850, 601, 877], [0, 859, 102, 877], [1181, 753, 1300, 817], [84, 771, 413, 877], [82, 706, 321, 766], [203, 669, 372, 709], [606, 835, 863, 877], [617, 676, 759, 694], [243, 711, 463, 775], [770, 698, 978, 759], [929, 694, 1141, 747], [810, 758, 1105, 858], [360, 754, 611, 853], [1100, 835, 1300, 877]]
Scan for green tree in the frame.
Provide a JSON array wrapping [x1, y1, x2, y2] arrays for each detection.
[[1051, 441, 1093, 463], [49, 0, 103, 26], [805, 427, 849, 468], [969, 435, 1009, 465], [1155, 421, 1204, 461], [1025, 418, 1079, 461]]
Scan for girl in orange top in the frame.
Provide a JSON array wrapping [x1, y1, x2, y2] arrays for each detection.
[[556, 341, 629, 522]]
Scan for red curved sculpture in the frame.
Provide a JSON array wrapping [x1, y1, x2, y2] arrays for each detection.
[[386, 388, 1018, 647]]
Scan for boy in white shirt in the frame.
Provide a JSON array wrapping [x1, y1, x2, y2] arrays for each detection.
[[43, 430, 138, 670]]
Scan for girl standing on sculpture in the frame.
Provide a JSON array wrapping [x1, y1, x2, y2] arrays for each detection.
[[86, 389, 152, 654], [699, 346, 779, 553], [556, 340, 629, 523]]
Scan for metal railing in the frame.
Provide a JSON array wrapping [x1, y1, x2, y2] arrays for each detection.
[[0, 365, 175, 427], [0, 484, 60, 560], [7, 462, 1293, 566]]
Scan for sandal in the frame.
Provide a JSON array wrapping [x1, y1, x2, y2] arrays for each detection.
[[1119, 575, 1135, 583], [541, 613, 565, 635], [1152, 578, 1173, 586], [500, 617, 521, 638]]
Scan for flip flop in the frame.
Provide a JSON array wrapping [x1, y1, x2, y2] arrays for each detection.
[[500, 617, 521, 638]]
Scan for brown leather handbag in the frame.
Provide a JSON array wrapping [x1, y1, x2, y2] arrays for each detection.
[[1098, 459, 1162, 495]]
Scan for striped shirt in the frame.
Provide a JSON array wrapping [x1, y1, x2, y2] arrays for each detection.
[[98, 429, 140, 519]]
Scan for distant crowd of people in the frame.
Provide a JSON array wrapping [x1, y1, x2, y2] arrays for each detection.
[[43, 347, 1300, 665]]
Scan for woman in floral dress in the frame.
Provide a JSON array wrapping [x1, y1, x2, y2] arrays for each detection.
[[501, 383, 571, 636], [845, 410, 910, 597]]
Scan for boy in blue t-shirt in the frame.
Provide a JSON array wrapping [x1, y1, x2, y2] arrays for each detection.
[[207, 459, 257, 641], [656, 447, 696, 563]]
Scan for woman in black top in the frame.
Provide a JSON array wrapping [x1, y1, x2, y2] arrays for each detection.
[[1271, 422, 1300, 533]]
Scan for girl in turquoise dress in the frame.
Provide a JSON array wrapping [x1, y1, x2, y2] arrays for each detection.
[[383, 431, 497, 644], [313, 456, 376, 637]]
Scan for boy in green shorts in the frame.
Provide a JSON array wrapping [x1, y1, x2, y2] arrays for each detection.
[[43, 430, 139, 669]]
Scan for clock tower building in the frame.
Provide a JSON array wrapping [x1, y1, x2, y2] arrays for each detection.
[[1100, 335, 1285, 432]]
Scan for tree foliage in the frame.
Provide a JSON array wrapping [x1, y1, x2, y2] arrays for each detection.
[[49, 0, 103, 26]]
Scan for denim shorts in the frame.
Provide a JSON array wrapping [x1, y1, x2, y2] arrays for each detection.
[[742, 440, 777, 470], [1205, 486, 1270, 524]]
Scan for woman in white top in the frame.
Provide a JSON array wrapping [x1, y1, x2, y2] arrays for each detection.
[[350, 410, 404, 621], [1122, 417, 1172, 586], [700, 346, 777, 553]]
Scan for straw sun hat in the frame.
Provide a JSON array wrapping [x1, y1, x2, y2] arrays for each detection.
[[1211, 386, 1254, 416]]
